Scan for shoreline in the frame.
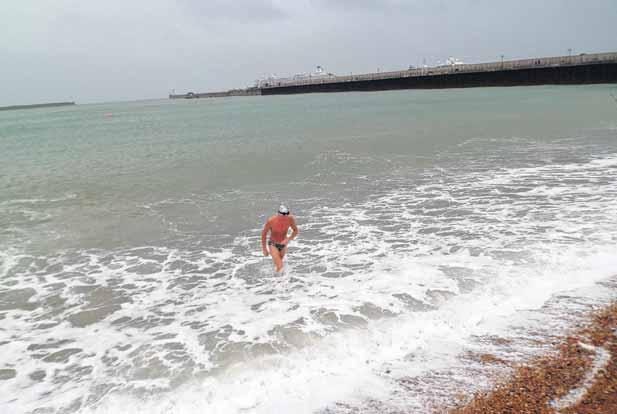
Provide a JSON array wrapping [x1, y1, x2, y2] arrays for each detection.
[[445, 302, 617, 414]]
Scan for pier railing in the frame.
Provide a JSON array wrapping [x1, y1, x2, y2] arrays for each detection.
[[260, 52, 617, 89]]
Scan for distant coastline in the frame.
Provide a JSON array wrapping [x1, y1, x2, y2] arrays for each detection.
[[0, 102, 75, 111]]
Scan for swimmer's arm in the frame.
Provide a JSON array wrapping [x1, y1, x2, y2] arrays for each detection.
[[285, 216, 299, 244], [261, 219, 271, 255]]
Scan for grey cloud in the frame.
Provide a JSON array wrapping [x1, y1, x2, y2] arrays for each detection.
[[177, 0, 289, 23], [311, 0, 387, 10], [1, 0, 616, 105], [309, 0, 445, 13]]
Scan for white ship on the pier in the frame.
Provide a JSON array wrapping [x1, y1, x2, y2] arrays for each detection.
[[434, 57, 465, 68], [255, 66, 335, 88], [446, 57, 464, 66]]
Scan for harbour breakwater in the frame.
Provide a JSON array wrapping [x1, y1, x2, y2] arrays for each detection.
[[0, 102, 75, 111], [169, 87, 260, 99]]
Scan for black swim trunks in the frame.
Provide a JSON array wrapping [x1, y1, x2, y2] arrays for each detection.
[[268, 240, 286, 252]]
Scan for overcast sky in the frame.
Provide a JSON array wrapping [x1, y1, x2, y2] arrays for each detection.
[[2, 0, 616, 105]]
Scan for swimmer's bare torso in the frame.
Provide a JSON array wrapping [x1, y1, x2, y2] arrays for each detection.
[[261, 206, 298, 272]]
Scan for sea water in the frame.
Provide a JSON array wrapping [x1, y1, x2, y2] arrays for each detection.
[[1, 85, 617, 413]]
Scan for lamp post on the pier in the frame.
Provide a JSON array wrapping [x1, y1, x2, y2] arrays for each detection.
[[500, 54, 504, 69]]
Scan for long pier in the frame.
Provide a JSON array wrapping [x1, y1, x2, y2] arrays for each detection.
[[169, 52, 617, 99], [260, 52, 617, 95]]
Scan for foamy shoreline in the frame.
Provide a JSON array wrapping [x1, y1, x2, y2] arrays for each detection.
[[445, 301, 617, 414]]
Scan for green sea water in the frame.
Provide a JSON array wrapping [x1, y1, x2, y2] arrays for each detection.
[[1, 85, 617, 414], [2, 85, 616, 252]]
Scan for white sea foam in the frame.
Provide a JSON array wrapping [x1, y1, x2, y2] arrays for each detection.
[[550, 342, 612, 411], [0, 193, 78, 206], [79, 245, 617, 414]]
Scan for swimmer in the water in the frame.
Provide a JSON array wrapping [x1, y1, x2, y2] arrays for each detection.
[[261, 205, 299, 272]]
